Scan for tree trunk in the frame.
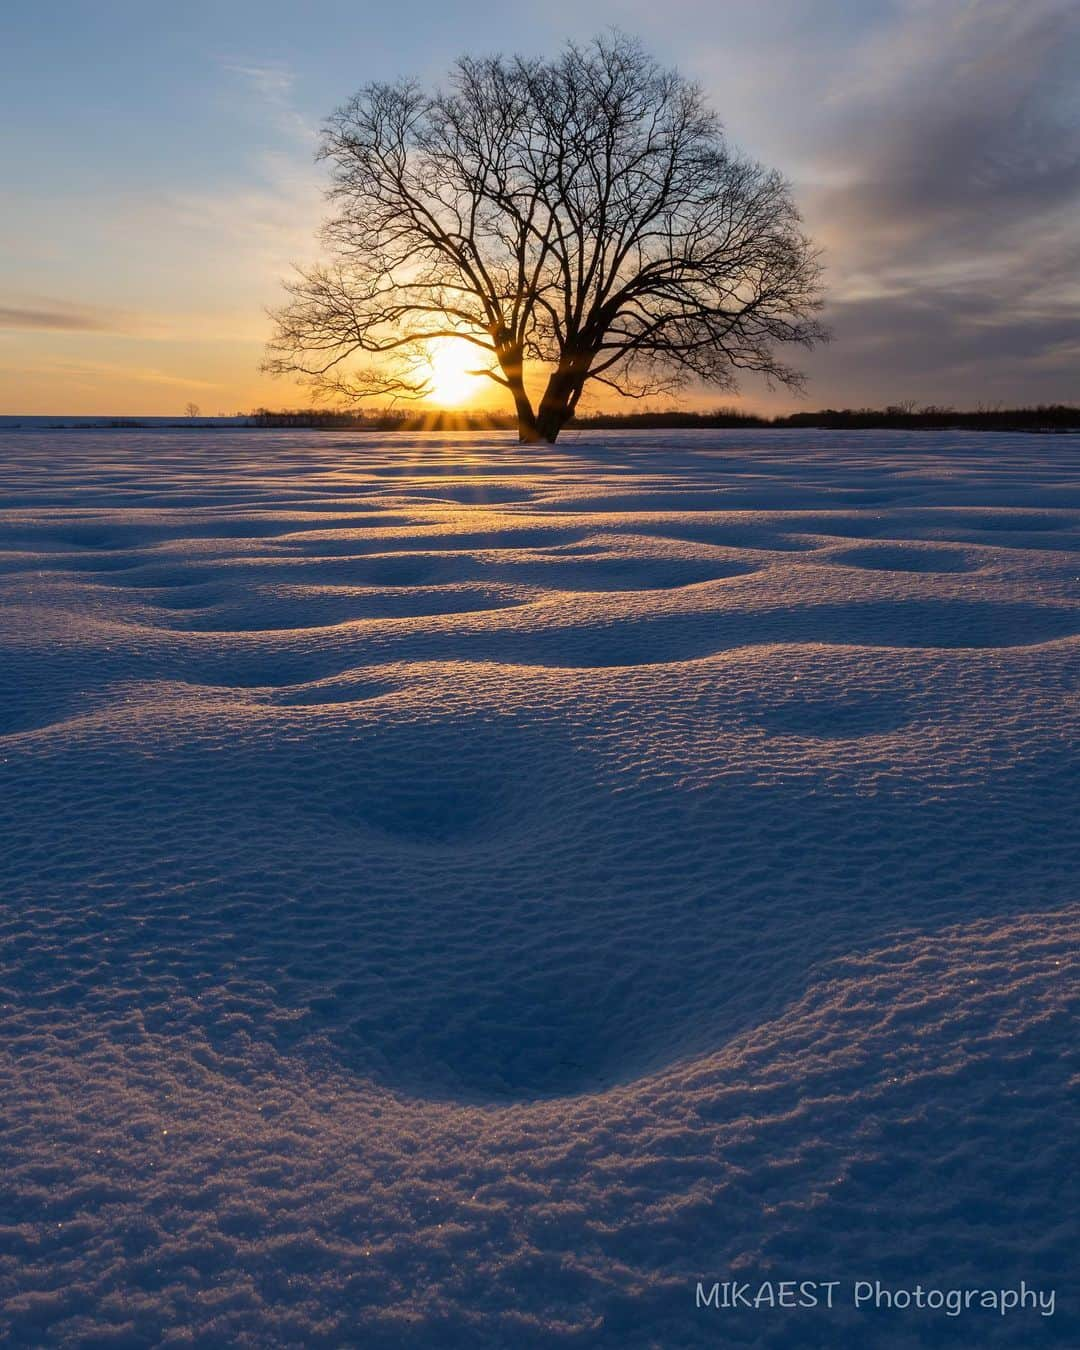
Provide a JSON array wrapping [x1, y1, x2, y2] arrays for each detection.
[[514, 401, 548, 442], [501, 344, 585, 445], [533, 405, 568, 443], [516, 402, 569, 443], [529, 365, 582, 444], [494, 340, 549, 443]]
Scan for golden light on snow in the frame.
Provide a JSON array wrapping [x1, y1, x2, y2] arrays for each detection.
[[426, 337, 487, 407]]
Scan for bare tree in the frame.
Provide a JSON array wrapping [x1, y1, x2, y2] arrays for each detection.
[[184, 402, 201, 419], [264, 34, 827, 443]]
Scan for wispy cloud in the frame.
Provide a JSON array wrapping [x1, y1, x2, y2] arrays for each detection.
[[222, 61, 296, 104], [219, 58, 315, 145]]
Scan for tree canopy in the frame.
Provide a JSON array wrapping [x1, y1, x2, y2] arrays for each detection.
[[265, 34, 827, 442]]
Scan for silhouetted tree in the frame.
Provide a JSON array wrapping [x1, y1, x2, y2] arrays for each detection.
[[264, 34, 827, 443]]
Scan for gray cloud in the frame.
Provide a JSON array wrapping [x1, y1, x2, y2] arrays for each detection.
[[803, 288, 1079, 408], [818, 5, 1078, 249], [0, 305, 108, 333], [787, 0, 1080, 406]]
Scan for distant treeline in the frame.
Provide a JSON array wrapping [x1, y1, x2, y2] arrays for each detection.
[[249, 404, 1080, 433], [249, 408, 517, 431], [577, 404, 1080, 432]]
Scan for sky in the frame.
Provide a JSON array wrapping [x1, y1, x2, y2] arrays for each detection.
[[1, 0, 1078, 415]]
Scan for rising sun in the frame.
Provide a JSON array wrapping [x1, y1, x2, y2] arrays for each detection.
[[426, 336, 486, 407]]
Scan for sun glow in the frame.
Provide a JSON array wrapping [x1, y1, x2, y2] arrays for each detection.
[[426, 337, 487, 407]]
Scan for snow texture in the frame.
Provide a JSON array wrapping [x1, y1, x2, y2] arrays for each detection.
[[0, 429, 1077, 1348]]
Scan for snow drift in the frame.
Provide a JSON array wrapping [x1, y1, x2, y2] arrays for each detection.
[[0, 429, 1076, 1347]]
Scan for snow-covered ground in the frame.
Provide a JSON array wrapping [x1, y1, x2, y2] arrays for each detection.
[[1, 429, 1077, 1348]]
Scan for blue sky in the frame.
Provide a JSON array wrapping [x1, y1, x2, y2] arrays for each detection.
[[2, 0, 1077, 413]]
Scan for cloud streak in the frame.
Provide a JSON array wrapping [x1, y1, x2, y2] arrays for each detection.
[[8, 356, 222, 391], [0, 305, 109, 333]]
